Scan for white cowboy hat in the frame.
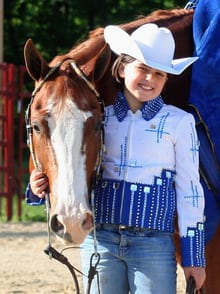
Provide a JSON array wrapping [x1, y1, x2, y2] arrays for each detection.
[[104, 23, 198, 75]]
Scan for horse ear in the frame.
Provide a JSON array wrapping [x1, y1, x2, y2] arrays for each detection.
[[93, 44, 112, 82], [24, 39, 50, 81], [82, 43, 111, 83]]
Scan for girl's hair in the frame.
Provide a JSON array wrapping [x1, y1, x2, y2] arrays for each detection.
[[112, 54, 135, 84]]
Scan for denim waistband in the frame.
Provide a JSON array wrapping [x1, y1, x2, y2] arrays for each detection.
[[96, 223, 170, 235]]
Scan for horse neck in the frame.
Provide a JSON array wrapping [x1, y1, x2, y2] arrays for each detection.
[[121, 8, 193, 33]]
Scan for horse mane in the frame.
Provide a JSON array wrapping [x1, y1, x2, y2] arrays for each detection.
[[51, 8, 193, 66], [120, 8, 193, 32]]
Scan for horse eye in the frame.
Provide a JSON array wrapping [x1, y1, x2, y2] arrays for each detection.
[[32, 122, 41, 134]]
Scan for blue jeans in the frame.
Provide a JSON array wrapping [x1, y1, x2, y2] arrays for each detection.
[[80, 224, 177, 294]]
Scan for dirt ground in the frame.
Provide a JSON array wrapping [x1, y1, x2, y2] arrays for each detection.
[[0, 222, 186, 294]]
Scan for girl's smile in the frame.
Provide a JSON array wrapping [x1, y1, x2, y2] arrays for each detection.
[[119, 60, 168, 112]]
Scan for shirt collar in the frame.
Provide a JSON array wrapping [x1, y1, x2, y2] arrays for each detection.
[[113, 92, 164, 122]]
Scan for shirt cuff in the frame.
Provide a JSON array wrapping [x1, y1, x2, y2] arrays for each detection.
[[181, 222, 206, 267], [25, 183, 45, 206]]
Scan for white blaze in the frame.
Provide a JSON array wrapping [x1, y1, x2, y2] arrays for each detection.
[[47, 97, 92, 220]]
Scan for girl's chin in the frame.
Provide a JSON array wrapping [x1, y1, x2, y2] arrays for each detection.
[[137, 95, 154, 102]]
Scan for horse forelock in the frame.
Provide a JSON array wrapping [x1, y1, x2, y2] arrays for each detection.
[[37, 62, 101, 119]]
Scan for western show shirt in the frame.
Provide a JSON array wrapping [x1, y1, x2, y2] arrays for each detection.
[[95, 93, 205, 267]]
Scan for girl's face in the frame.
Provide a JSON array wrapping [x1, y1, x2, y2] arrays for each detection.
[[119, 60, 167, 111]]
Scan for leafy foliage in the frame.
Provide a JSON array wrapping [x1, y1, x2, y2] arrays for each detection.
[[4, 0, 187, 65]]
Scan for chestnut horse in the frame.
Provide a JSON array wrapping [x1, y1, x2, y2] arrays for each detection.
[[24, 8, 220, 293]]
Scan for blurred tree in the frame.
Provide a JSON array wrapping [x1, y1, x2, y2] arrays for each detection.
[[4, 0, 188, 65]]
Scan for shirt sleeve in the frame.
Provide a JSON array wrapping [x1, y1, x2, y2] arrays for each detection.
[[25, 183, 45, 206], [174, 112, 205, 267]]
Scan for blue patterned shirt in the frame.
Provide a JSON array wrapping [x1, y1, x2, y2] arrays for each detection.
[[95, 92, 205, 267]]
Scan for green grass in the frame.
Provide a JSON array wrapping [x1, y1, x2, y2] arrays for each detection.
[[0, 165, 47, 222], [0, 196, 47, 222], [21, 200, 47, 222]]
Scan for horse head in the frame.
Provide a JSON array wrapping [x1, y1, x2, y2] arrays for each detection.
[[24, 38, 111, 244]]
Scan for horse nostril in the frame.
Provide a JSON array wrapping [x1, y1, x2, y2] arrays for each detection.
[[82, 213, 94, 231], [50, 214, 64, 235]]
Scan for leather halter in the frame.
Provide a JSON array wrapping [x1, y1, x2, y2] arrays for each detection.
[[25, 60, 104, 294]]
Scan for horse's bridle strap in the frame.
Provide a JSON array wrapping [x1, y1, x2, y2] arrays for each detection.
[[70, 61, 100, 98], [25, 61, 63, 170]]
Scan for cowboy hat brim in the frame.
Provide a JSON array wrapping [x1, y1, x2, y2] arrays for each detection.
[[104, 25, 198, 75]]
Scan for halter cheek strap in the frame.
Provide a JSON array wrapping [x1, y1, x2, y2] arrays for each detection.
[[25, 61, 63, 170], [70, 62, 100, 98], [70, 60, 106, 182]]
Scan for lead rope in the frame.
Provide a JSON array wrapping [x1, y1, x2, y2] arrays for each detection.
[[70, 61, 105, 294], [85, 190, 101, 294], [45, 193, 52, 249], [43, 168, 82, 294], [44, 190, 82, 294], [186, 276, 205, 294], [44, 245, 81, 294], [68, 61, 104, 293], [85, 115, 105, 294], [91, 191, 98, 257], [85, 84, 106, 294]]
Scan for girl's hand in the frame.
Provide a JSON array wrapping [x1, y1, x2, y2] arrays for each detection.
[[30, 169, 49, 198], [183, 266, 206, 291]]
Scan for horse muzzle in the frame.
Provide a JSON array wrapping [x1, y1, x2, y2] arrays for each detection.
[[50, 212, 94, 244]]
